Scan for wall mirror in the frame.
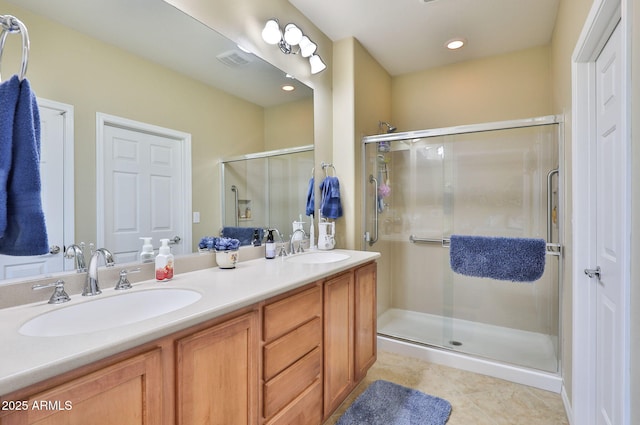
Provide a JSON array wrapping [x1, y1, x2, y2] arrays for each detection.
[[0, 0, 313, 284], [220, 146, 314, 243]]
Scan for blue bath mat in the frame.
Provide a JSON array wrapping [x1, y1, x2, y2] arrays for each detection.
[[336, 380, 451, 425]]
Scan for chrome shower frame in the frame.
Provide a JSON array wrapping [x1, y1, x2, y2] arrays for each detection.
[[360, 115, 565, 390]]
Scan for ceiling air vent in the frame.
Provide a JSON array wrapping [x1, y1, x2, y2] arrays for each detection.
[[216, 50, 253, 67]]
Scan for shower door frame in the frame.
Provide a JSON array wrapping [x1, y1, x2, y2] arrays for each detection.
[[220, 144, 314, 230], [361, 114, 564, 374]]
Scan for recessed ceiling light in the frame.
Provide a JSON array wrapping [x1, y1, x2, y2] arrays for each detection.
[[282, 84, 295, 92], [446, 38, 466, 50]]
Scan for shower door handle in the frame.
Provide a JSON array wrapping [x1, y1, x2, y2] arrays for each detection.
[[547, 168, 559, 245], [368, 175, 379, 246], [231, 185, 239, 227]]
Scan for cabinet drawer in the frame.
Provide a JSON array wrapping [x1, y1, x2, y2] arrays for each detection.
[[263, 346, 321, 419], [263, 285, 322, 341], [265, 378, 322, 425], [264, 317, 322, 381]]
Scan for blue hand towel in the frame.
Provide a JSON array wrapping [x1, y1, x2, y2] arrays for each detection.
[[221, 226, 263, 246], [0, 78, 49, 256], [449, 235, 546, 282], [319, 176, 343, 219], [305, 176, 314, 217], [0, 75, 21, 238]]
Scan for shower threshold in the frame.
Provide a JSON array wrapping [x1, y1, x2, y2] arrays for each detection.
[[378, 308, 559, 374]]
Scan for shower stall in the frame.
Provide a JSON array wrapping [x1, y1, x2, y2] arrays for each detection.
[[361, 116, 563, 389]]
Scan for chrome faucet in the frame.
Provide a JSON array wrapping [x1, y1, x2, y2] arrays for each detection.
[[64, 244, 87, 272], [289, 229, 307, 254], [83, 248, 115, 296], [272, 228, 288, 257]]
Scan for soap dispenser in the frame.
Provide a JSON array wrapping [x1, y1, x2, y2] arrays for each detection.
[[265, 229, 276, 259], [155, 239, 174, 281], [139, 237, 154, 263]]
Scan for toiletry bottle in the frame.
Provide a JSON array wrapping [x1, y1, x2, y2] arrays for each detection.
[[139, 237, 154, 263], [265, 229, 276, 259], [252, 229, 261, 247], [155, 238, 174, 281]]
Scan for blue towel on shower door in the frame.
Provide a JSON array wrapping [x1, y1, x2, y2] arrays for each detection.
[[0, 75, 21, 238], [449, 235, 546, 282], [0, 78, 49, 256]]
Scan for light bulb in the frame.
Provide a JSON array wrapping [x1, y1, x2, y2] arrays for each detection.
[[262, 20, 282, 45], [283, 23, 303, 46], [299, 36, 317, 57], [309, 55, 326, 74], [446, 38, 465, 50]]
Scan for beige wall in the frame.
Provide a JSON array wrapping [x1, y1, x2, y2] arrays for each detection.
[[332, 37, 392, 249], [264, 98, 314, 150], [392, 46, 552, 131]]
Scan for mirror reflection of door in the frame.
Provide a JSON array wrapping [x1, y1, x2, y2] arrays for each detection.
[[97, 114, 192, 263], [0, 100, 72, 280]]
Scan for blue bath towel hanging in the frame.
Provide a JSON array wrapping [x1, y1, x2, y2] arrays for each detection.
[[0, 75, 21, 239], [305, 176, 314, 217], [0, 78, 49, 256], [449, 235, 546, 282], [320, 176, 342, 219]]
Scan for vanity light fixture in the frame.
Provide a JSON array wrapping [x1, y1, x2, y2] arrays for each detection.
[[446, 38, 466, 50], [261, 18, 326, 74]]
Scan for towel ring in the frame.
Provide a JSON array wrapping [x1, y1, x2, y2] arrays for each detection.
[[0, 15, 30, 81], [321, 162, 336, 177]]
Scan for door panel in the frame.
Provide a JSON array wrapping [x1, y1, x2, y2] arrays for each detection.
[[595, 21, 623, 425], [102, 125, 187, 262]]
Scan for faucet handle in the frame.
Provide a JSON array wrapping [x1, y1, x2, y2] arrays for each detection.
[[115, 268, 140, 290], [32, 280, 71, 304]]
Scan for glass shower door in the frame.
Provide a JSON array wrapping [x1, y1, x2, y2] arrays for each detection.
[[363, 120, 561, 373], [365, 137, 453, 350]]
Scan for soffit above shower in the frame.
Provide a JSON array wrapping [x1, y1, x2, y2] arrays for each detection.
[[289, 0, 560, 76]]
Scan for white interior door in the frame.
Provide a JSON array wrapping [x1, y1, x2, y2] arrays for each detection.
[[98, 115, 191, 263], [593, 21, 626, 425], [0, 100, 73, 280]]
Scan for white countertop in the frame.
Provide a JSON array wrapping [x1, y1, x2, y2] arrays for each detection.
[[0, 249, 379, 395]]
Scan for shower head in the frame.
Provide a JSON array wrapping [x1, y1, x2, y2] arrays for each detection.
[[379, 121, 397, 133]]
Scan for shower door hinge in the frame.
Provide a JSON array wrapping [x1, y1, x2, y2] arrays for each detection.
[[584, 266, 601, 279]]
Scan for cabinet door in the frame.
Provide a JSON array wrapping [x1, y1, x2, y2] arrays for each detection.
[[176, 311, 258, 425], [0, 350, 162, 425], [323, 271, 354, 417], [354, 262, 377, 381]]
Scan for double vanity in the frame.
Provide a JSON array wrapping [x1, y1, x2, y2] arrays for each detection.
[[0, 249, 379, 425]]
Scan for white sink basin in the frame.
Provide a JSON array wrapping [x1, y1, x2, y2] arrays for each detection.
[[286, 251, 350, 264], [19, 288, 202, 337]]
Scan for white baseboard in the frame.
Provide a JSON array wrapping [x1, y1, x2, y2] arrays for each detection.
[[561, 384, 574, 425]]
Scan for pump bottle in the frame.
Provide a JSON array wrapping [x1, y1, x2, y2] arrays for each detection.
[[155, 239, 174, 281], [265, 229, 276, 259], [139, 237, 154, 263]]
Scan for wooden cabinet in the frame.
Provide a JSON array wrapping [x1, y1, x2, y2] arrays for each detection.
[[0, 349, 162, 425], [354, 262, 377, 381], [323, 262, 377, 419], [261, 284, 323, 425], [176, 311, 258, 425], [1, 259, 377, 425]]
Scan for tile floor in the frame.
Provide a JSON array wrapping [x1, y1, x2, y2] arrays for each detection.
[[324, 351, 569, 425]]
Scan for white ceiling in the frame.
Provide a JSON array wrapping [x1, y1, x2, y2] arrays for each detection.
[[289, 0, 560, 76]]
